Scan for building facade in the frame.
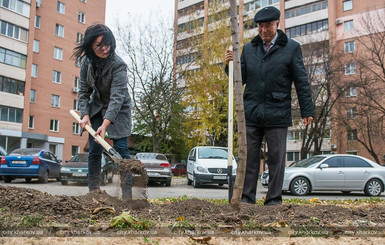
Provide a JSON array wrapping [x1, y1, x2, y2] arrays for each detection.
[[174, 0, 385, 164], [0, 0, 106, 161]]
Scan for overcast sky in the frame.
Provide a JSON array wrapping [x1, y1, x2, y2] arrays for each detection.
[[105, 0, 175, 27]]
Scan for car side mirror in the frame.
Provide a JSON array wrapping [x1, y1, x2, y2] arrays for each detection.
[[65, 160, 69, 163], [58, 159, 62, 164], [320, 163, 329, 169], [189, 156, 196, 161]]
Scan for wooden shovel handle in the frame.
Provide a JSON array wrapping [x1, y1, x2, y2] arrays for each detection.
[[69, 110, 113, 152]]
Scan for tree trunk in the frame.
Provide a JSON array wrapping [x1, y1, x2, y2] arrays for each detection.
[[229, 0, 247, 212]]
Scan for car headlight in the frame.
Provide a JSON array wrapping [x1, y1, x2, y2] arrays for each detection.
[[61, 167, 70, 172], [232, 168, 237, 174], [196, 166, 208, 173]]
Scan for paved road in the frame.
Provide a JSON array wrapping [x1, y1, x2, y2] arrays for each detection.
[[1, 176, 384, 200]]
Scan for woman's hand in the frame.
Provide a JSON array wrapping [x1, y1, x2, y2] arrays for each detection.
[[79, 115, 91, 129], [94, 119, 111, 142]]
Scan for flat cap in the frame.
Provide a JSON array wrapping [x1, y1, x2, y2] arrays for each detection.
[[254, 6, 280, 23]]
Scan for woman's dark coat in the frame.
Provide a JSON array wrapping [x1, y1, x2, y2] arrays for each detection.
[[78, 54, 132, 139]]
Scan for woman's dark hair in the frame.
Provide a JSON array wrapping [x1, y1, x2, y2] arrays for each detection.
[[72, 24, 116, 63]]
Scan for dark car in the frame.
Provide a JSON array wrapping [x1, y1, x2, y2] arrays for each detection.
[[171, 162, 187, 176], [0, 148, 62, 183], [60, 152, 115, 185]]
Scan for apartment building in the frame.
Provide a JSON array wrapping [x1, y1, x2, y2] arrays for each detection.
[[174, 0, 385, 164], [0, 0, 106, 161]]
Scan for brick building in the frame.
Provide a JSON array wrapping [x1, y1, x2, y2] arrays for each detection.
[[0, 0, 106, 161]]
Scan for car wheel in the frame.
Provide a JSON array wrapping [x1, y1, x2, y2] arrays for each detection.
[[364, 179, 383, 196], [56, 177, 61, 181], [187, 175, 192, 185], [165, 180, 171, 187], [61, 180, 68, 185], [25, 178, 32, 183], [3, 176, 12, 183], [219, 183, 224, 187], [290, 177, 310, 196], [193, 175, 200, 188], [101, 173, 107, 186], [38, 170, 49, 183]]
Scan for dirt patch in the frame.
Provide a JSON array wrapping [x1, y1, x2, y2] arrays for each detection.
[[1, 185, 385, 240]]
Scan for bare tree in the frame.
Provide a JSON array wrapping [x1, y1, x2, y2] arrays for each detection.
[[115, 17, 185, 154], [229, 0, 247, 211]]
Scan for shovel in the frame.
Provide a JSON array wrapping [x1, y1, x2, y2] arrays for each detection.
[[69, 109, 148, 199]]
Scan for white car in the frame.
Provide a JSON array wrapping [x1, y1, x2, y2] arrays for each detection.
[[187, 146, 237, 188], [260, 154, 385, 196]]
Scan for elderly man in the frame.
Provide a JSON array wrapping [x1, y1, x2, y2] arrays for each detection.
[[225, 6, 314, 205]]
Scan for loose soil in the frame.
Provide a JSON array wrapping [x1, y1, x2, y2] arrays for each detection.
[[1, 184, 385, 244]]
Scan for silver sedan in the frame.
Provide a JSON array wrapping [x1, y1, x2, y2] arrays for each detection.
[[260, 154, 385, 196]]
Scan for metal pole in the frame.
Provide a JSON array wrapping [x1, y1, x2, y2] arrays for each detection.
[[228, 46, 234, 203]]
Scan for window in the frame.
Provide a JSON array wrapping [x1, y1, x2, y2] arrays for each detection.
[[324, 157, 344, 168], [346, 107, 356, 119], [73, 99, 79, 111], [55, 24, 64, 38], [33, 40, 39, 53], [344, 156, 371, 167], [78, 11, 86, 23], [54, 47, 63, 60], [74, 76, 80, 88], [0, 20, 29, 42], [50, 119, 59, 132], [287, 130, 301, 140], [72, 123, 81, 135], [0, 105, 23, 123], [287, 152, 300, 162], [76, 32, 84, 43], [28, 116, 34, 129], [344, 41, 355, 53], [35, 15, 40, 28], [1, 0, 31, 17], [31, 64, 38, 77], [344, 20, 354, 31], [30, 89, 36, 102], [0, 47, 27, 69], [347, 129, 357, 140], [343, 0, 353, 11], [52, 70, 61, 84], [0, 76, 25, 95], [57, 1, 65, 14], [71, 146, 79, 157], [285, 0, 328, 19], [345, 62, 356, 75], [345, 86, 356, 97], [285, 19, 328, 38], [51, 94, 60, 107]]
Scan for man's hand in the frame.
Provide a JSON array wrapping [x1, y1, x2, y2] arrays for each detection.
[[225, 50, 233, 64], [79, 115, 91, 129], [303, 116, 313, 126], [94, 119, 111, 143]]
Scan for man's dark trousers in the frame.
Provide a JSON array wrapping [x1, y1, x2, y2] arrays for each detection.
[[242, 126, 287, 204]]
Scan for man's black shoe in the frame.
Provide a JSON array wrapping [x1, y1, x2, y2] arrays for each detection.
[[264, 200, 282, 206]]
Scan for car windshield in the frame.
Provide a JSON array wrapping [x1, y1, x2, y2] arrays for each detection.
[[198, 148, 228, 159], [9, 149, 41, 156], [289, 156, 327, 168], [136, 153, 167, 161], [69, 154, 88, 162]]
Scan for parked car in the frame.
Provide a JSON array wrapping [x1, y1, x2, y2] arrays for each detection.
[[171, 162, 187, 176], [135, 153, 172, 186], [0, 146, 7, 181], [60, 152, 115, 185], [0, 148, 62, 183], [260, 154, 385, 196], [187, 146, 237, 188]]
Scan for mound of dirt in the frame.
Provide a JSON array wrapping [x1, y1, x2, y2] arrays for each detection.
[[1, 185, 385, 237]]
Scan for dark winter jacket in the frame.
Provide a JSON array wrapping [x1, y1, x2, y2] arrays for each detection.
[[240, 29, 314, 127], [78, 54, 132, 139]]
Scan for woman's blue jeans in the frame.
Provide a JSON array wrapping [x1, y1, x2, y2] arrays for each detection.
[[88, 112, 133, 199]]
